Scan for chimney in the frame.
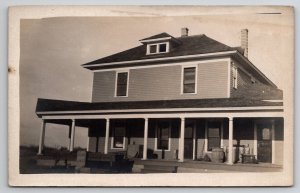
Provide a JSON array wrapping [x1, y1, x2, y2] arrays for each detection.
[[181, 27, 189, 37], [241, 29, 248, 57]]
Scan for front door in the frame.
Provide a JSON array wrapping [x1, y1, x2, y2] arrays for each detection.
[[184, 122, 195, 159], [257, 123, 272, 163]]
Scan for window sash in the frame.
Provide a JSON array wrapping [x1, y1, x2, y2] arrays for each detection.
[[116, 72, 128, 96], [183, 67, 196, 93]]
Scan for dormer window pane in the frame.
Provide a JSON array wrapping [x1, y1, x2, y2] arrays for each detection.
[[149, 45, 157, 54], [159, 44, 167, 52]]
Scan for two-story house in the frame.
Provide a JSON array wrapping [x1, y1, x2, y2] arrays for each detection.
[[35, 28, 284, 166]]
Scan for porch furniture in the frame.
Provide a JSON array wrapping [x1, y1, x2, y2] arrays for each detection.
[[242, 154, 258, 164]]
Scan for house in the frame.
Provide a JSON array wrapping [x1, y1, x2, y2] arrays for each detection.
[[35, 28, 284, 166]]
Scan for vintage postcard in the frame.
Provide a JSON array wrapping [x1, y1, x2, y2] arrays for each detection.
[[8, 6, 294, 186]]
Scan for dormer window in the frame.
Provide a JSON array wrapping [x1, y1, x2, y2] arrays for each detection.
[[147, 42, 169, 55]]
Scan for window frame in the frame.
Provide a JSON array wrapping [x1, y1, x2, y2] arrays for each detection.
[[146, 42, 170, 55], [111, 126, 126, 150], [205, 120, 223, 152], [114, 70, 129, 97], [155, 120, 171, 151], [181, 65, 198, 94], [233, 66, 238, 89]]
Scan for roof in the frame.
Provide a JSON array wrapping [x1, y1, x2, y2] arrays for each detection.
[[36, 98, 283, 115], [82, 34, 238, 66], [139, 32, 173, 41]]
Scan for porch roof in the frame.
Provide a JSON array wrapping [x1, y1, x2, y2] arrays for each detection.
[[36, 98, 283, 116]]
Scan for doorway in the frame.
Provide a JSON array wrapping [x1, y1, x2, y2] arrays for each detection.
[[184, 121, 195, 159], [257, 123, 272, 163]]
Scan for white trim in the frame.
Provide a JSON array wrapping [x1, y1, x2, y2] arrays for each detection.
[[93, 58, 231, 72], [41, 111, 284, 120], [204, 120, 208, 153], [146, 42, 170, 55], [227, 59, 231, 97], [181, 64, 198, 95], [220, 120, 224, 148], [233, 65, 238, 89], [140, 37, 172, 43], [192, 121, 197, 160], [83, 50, 237, 68], [154, 120, 171, 151], [271, 120, 276, 164], [110, 126, 126, 150], [114, 70, 129, 97], [36, 106, 283, 116], [253, 122, 258, 156]]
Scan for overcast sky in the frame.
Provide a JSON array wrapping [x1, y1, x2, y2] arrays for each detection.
[[19, 9, 293, 148]]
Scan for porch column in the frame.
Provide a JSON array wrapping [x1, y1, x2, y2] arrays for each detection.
[[143, 118, 149, 160], [37, 120, 46, 155], [179, 117, 185, 162], [271, 119, 275, 164], [70, 119, 76, 152], [227, 117, 234, 165], [104, 118, 110, 154], [253, 121, 257, 157]]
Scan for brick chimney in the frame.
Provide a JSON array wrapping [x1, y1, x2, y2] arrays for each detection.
[[241, 29, 248, 57], [181, 27, 189, 37]]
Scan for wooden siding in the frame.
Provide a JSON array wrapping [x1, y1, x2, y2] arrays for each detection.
[[92, 60, 229, 102], [230, 60, 283, 100]]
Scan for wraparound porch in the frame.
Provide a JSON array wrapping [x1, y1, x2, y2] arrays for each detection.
[[37, 110, 284, 166]]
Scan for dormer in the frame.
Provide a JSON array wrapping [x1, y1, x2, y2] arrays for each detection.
[[139, 32, 181, 55]]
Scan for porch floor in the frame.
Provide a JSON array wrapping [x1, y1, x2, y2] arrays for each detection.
[[133, 158, 283, 173]]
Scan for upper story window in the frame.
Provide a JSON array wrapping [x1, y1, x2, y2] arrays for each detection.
[[115, 71, 129, 97], [182, 66, 197, 94], [146, 42, 169, 55], [233, 66, 238, 89]]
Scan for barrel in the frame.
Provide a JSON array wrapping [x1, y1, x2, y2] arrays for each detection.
[[211, 148, 225, 163]]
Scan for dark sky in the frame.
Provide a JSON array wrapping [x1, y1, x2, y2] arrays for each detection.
[[19, 11, 293, 148]]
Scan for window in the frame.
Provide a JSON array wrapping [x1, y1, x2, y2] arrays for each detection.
[[157, 121, 170, 150], [116, 71, 128, 97], [207, 122, 221, 151], [112, 127, 125, 149], [147, 42, 169, 55], [149, 45, 157, 54], [233, 66, 238, 89], [183, 67, 196, 94]]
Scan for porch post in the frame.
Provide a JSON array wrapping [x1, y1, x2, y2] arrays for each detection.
[[143, 118, 149, 160], [253, 121, 258, 157], [271, 119, 275, 164], [70, 119, 76, 152], [37, 119, 46, 155], [179, 117, 185, 162], [227, 117, 234, 165], [104, 118, 110, 154]]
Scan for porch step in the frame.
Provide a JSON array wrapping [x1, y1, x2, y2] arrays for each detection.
[[141, 164, 177, 173]]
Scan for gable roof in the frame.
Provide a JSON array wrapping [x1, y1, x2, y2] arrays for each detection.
[[82, 34, 237, 66]]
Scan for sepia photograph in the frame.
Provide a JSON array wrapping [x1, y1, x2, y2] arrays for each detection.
[[8, 6, 294, 186]]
